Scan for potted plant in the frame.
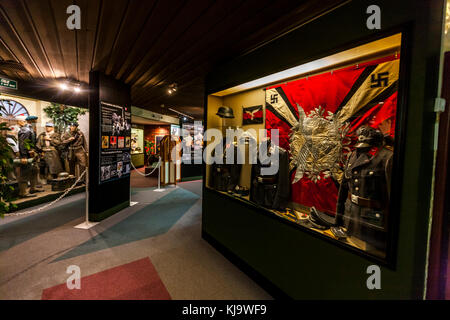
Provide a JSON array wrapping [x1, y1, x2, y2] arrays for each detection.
[[43, 103, 86, 133], [0, 110, 17, 217]]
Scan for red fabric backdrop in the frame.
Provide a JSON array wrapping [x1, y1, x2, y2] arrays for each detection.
[[265, 55, 398, 215]]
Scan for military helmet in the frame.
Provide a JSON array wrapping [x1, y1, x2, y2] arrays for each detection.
[[216, 106, 234, 119], [69, 122, 79, 127], [26, 115, 38, 121], [355, 126, 384, 148]]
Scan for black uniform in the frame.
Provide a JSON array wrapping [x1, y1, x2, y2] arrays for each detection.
[[250, 143, 290, 210], [336, 146, 393, 251], [210, 141, 241, 192]]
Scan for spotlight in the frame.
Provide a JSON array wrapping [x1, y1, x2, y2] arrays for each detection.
[[168, 83, 178, 95], [59, 83, 68, 91], [74, 86, 81, 93], [183, 117, 187, 121]]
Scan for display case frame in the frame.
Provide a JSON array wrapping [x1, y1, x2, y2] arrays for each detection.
[[204, 27, 411, 268], [201, 0, 446, 298]]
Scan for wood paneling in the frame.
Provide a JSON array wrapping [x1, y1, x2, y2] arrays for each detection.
[[0, 0, 345, 119]]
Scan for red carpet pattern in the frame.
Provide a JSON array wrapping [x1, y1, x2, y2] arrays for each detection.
[[42, 257, 171, 300]]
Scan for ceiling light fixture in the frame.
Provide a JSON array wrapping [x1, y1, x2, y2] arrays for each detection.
[[167, 83, 178, 95], [74, 86, 81, 93], [59, 83, 68, 91]]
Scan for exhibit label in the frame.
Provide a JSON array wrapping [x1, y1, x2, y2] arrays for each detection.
[[99, 101, 131, 184]]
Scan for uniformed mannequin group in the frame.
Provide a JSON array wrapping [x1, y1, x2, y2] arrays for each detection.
[[4, 114, 88, 198]]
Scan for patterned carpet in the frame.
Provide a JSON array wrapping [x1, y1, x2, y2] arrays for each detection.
[[42, 258, 171, 300], [0, 180, 272, 300]]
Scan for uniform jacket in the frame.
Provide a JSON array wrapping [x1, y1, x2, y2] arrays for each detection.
[[62, 129, 88, 162], [62, 129, 87, 151], [250, 144, 290, 210], [211, 141, 241, 192], [336, 146, 393, 249], [36, 131, 63, 174], [18, 125, 35, 158]]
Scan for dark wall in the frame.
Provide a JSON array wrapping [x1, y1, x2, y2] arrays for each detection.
[[88, 71, 131, 221], [203, 0, 445, 299]]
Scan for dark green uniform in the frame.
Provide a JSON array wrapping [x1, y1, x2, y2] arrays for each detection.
[[336, 146, 393, 252]]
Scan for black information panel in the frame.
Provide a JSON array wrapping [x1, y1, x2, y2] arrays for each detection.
[[99, 101, 131, 184]]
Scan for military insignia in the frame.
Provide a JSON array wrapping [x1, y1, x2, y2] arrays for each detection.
[[265, 56, 400, 215], [289, 106, 350, 184], [242, 105, 263, 125]]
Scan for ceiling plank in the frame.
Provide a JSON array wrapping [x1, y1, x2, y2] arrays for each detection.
[[0, 1, 44, 78], [116, 0, 187, 82], [75, 0, 102, 83], [129, 0, 214, 86]]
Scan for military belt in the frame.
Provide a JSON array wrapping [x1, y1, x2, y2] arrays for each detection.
[[70, 146, 84, 151], [256, 176, 277, 184], [348, 194, 381, 209]]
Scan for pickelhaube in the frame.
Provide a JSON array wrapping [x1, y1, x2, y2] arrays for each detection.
[[355, 125, 384, 148], [216, 106, 234, 119]]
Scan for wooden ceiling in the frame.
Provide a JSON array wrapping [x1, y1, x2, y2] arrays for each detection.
[[0, 0, 345, 119]]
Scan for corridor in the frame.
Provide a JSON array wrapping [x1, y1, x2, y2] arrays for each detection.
[[0, 181, 271, 300]]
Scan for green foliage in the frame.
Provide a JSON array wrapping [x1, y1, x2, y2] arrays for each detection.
[[22, 138, 33, 151], [43, 103, 86, 132], [0, 108, 15, 217]]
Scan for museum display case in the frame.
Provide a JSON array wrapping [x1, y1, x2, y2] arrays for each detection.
[[205, 33, 402, 261], [202, 0, 445, 298]]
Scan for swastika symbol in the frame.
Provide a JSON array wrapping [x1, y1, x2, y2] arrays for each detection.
[[370, 72, 389, 88], [270, 94, 278, 104]]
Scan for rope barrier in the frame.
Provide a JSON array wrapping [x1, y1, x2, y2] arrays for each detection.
[[6, 157, 161, 217], [130, 157, 161, 177], [6, 170, 87, 217]]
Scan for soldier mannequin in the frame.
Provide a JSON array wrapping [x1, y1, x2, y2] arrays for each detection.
[[336, 125, 393, 255], [62, 122, 88, 180], [16, 115, 42, 197], [4, 126, 19, 181], [36, 122, 63, 179]]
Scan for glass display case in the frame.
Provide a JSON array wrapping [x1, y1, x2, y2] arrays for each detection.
[[131, 128, 143, 155], [205, 33, 403, 261]]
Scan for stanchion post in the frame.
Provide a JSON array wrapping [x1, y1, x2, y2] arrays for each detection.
[[85, 168, 89, 223], [75, 169, 98, 229], [154, 156, 165, 192]]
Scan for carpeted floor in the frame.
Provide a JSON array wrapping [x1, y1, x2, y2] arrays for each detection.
[[130, 166, 158, 188], [0, 179, 272, 300]]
